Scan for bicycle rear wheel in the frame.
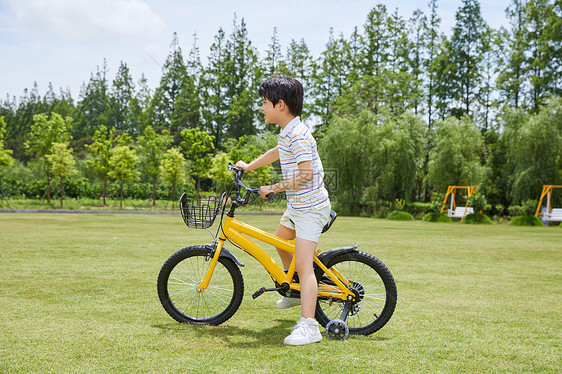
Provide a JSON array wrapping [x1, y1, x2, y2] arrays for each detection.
[[314, 251, 397, 335], [157, 246, 244, 325]]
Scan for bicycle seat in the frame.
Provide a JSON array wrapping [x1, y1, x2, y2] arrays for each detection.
[[321, 210, 337, 234]]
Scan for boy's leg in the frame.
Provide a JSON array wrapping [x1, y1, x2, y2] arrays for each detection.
[[275, 223, 295, 269], [294, 237, 318, 319]]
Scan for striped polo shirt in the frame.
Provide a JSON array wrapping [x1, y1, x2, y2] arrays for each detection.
[[277, 117, 330, 210]]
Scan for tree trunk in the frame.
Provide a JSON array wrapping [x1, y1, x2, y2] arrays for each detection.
[[60, 178, 64, 208], [119, 179, 124, 209]]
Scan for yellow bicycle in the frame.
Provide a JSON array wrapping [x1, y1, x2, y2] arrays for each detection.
[[157, 164, 397, 340]]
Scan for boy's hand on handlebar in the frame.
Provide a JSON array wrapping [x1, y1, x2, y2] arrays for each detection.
[[258, 185, 275, 200], [235, 161, 250, 172]]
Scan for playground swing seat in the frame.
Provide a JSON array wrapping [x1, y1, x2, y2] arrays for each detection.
[[535, 185, 562, 225], [440, 186, 477, 222]]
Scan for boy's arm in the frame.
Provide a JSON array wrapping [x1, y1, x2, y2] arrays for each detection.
[[259, 160, 313, 199], [235, 147, 279, 172]]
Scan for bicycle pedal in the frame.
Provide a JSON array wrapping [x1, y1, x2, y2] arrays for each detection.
[[252, 287, 266, 299]]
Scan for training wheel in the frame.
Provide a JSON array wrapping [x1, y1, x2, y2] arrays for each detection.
[[325, 319, 349, 341]]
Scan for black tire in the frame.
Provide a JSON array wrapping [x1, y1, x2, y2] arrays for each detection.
[[157, 245, 244, 325], [314, 251, 397, 335]]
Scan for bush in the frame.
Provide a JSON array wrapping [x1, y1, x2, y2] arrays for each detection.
[[521, 199, 538, 216], [463, 213, 493, 224], [468, 193, 487, 213], [386, 210, 415, 221], [509, 215, 544, 226], [508, 205, 525, 217], [422, 212, 452, 223], [405, 202, 433, 216]]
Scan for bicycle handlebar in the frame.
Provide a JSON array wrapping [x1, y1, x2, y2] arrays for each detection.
[[227, 163, 274, 205]]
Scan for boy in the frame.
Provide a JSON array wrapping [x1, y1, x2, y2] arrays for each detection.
[[235, 76, 331, 346]]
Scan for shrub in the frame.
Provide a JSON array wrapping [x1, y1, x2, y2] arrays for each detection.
[[386, 210, 414, 221], [509, 215, 544, 226], [463, 213, 493, 224], [422, 212, 452, 223], [468, 193, 487, 213], [508, 205, 525, 217], [521, 199, 538, 216]]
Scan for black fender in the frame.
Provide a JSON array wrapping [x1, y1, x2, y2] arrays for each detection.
[[204, 243, 245, 267], [317, 244, 359, 266]]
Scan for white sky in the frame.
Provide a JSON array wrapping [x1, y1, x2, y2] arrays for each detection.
[[0, 0, 512, 100]]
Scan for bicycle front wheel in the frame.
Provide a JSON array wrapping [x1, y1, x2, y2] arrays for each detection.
[[315, 251, 397, 335], [157, 245, 244, 325]]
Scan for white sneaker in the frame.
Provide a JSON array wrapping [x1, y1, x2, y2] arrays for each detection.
[[284, 317, 323, 346], [276, 296, 301, 309]]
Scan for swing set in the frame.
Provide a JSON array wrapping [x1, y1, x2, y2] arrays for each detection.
[[535, 185, 562, 225], [440, 186, 477, 222]]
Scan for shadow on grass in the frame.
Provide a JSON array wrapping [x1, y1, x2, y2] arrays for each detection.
[[153, 318, 391, 347], [153, 318, 295, 347]]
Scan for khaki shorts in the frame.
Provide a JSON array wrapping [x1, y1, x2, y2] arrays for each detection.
[[279, 204, 331, 243]]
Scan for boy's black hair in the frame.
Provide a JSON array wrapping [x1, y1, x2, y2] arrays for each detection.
[[259, 76, 304, 117]]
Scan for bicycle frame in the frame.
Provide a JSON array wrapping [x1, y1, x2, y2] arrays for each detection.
[[198, 213, 355, 302]]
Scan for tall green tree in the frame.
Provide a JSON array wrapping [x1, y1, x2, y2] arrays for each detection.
[[425, 0, 443, 126], [160, 147, 187, 205], [524, 0, 559, 111], [449, 0, 488, 118], [108, 145, 139, 208], [497, 0, 528, 108], [45, 142, 77, 207], [74, 61, 109, 139], [201, 27, 230, 149], [171, 33, 203, 134], [137, 125, 173, 206], [506, 97, 562, 203], [0, 116, 14, 170], [86, 125, 130, 205], [264, 27, 283, 75], [149, 33, 188, 136], [181, 128, 215, 190], [108, 61, 139, 135], [427, 116, 486, 193], [312, 29, 352, 128], [25, 113, 73, 203], [224, 16, 262, 140]]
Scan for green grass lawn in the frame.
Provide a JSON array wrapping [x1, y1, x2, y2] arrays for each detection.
[[0, 213, 560, 373]]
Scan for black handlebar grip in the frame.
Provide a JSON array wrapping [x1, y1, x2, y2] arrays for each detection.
[[266, 193, 275, 201]]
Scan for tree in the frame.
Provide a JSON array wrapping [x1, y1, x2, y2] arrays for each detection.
[[201, 27, 229, 149], [45, 142, 77, 207], [108, 61, 139, 135], [524, 0, 559, 111], [224, 16, 262, 140], [507, 97, 562, 203], [427, 116, 486, 193], [425, 0, 442, 126], [86, 125, 130, 205], [171, 34, 203, 134], [136, 125, 173, 206], [149, 33, 188, 136], [321, 112, 370, 213], [449, 0, 488, 118], [180, 128, 215, 190], [497, 0, 528, 108], [160, 147, 187, 205], [108, 145, 139, 208], [25, 113, 72, 204], [264, 27, 283, 75], [0, 116, 14, 201], [0, 116, 14, 170], [74, 61, 109, 139]]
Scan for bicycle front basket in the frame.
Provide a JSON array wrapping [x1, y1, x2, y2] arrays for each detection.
[[180, 193, 220, 229]]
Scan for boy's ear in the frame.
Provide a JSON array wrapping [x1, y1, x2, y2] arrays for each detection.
[[276, 99, 286, 111]]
